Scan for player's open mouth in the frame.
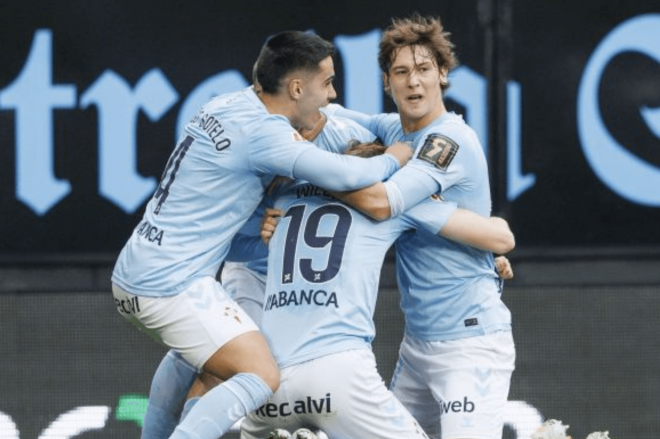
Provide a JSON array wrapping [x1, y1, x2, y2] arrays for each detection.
[[408, 94, 423, 101]]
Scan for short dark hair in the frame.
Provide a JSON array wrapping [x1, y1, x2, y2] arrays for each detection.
[[255, 31, 335, 94]]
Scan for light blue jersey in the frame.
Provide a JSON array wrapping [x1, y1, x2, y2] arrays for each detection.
[[313, 109, 377, 153], [229, 112, 377, 277], [112, 88, 398, 297], [261, 180, 457, 368], [329, 105, 511, 341]]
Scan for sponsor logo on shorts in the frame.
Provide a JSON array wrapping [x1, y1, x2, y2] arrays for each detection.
[[255, 393, 332, 418], [264, 290, 338, 311], [115, 296, 140, 314], [440, 396, 475, 414]]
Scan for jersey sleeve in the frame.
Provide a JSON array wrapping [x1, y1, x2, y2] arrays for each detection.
[[247, 115, 398, 191], [293, 147, 399, 191], [313, 114, 377, 154], [400, 196, 458, 235], [225, 233, 268, 262], [407, 129, 471, 196], [323, 104, 393, 141], [248, 117, 319, 178], [384, 165, 442, 217]]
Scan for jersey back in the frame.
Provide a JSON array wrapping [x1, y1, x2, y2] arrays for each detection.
[[112, 87, 316, 297], [260, 181, 455, 368]]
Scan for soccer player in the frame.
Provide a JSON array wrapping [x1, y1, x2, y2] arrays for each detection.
[[221, 107, 379, 327], [170, 108, 381, 430], [326, 14, 516, 439], [110, 30, 412, 439], [240, 141, 515, 439]]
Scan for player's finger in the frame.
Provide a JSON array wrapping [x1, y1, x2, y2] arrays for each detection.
[[261, 228, 273, 245], [264, 208, 283, 219]]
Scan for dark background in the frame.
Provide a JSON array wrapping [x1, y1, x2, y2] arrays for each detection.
[[2, 265, 659, 439], [1, 0, 659, 438]]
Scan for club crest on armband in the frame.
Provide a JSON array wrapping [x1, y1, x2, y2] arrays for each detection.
[[417, 134, 459, 170]]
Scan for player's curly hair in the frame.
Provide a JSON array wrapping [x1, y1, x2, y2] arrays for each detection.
[[378, 13, 458, 91]]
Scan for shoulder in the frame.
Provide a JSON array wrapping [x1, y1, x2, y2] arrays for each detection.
[[415, 113, 483, 167], [324, 115, 377, 140], [422, 112, 477, 144]]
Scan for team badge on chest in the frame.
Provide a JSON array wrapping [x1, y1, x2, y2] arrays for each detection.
[[417, 134, 459, 171]]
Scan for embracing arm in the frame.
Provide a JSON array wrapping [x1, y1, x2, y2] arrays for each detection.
[[292, 141, 412, 192], [332, 183, 390, 221], [439, 211, 515, 255], [333, 158, 440, 221], [226, 233, 268, 262]]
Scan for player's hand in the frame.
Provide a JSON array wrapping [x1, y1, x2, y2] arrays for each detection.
[[385, 141, 414, 168], [261, 208, 284, 245], [495, 255, 514, 280]]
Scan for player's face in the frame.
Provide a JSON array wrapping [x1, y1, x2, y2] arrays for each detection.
[[295, 56, 337, 131], [384, 45, 446, 132]]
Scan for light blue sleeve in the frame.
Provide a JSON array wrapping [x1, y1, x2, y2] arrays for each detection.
[[324, 104, 383, 137], [401, 197, 458, 235], [293, 147, 399, 191], [384, 165, 441, 217], [313, 114, 377, 153]]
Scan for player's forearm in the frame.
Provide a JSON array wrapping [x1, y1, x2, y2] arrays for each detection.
[[332, 183, 391, 221], [293, 148, 399, 192], [485, 217, 515, 254], [440, 212, 515, 254]]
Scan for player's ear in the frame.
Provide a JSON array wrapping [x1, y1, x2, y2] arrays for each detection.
[[382, 72, 392, 96], [439, 67, 448, 87], [288, 78, 303, 100]]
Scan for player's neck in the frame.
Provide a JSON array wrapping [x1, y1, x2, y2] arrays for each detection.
[[401, 100, 447, 134], [259, 92, 296, 121], [298, 112, 327, 141]]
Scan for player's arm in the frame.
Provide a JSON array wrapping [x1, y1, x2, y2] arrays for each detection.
[[333, 162, 440, 220], [292, 141, 412, 191], [226, 233, 268, 262], [439, 210, 515, 255], [322, 104, 380, 133], [332, 183, 389, 220], [406, 196, 514, 254]]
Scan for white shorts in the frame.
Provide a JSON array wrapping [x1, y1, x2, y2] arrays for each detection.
[[112, 276, 259, 371], [390, 331, 515, 439], [240, 349, 429, 439], [221, 262, 267, 327]]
